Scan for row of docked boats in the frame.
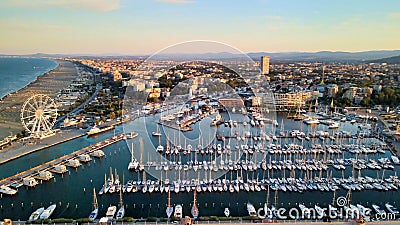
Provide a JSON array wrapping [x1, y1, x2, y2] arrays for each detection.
[[0, 150, 106, 195], [28, 204, 56, 221], [99, 173, 400, 195], [128, 152, 397, 173]]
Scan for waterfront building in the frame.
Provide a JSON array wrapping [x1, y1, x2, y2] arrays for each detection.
[[261, 56, 270, 75]]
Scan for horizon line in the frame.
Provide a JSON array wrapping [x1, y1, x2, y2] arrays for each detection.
[[1, 49, 400, 57]]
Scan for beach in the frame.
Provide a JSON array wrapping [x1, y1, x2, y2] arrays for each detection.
[[0, 60, 79, 140]]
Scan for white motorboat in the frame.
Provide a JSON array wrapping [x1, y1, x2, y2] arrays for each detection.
[[247, 202, 257, 216], [328, 122, 340, 129], [304, 118, 320, 125], [391, 156, 400, 164], [0, 185, 18, 195], [106, 206, 117, 218], [385, 203, 399, 214], [224, 207, 230, 217], [174, 204, 183, 218], [126, 132, 138, 139], [39, 204, 56, 219], [29, 207, 44, 221], [372, 204, 385, 215], [87, 125, 114, 136]]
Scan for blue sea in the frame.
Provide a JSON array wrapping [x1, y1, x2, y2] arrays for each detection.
[[0, 57, 58, 99]]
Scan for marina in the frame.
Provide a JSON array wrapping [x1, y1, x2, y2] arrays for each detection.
[[0, 111, 400, 221], [0, 133, 125, 191]]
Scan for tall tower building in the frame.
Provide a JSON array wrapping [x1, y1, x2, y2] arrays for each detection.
[[261, 56, 270, 75]]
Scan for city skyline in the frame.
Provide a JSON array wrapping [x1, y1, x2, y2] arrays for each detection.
[[0, 0, 399, 54]]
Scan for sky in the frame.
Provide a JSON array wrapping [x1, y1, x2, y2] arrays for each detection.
[[0, 0, 399, 55]]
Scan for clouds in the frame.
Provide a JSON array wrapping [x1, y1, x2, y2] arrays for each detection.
[[2, 0, 120, 12]]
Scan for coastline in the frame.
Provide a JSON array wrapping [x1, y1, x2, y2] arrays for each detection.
[[0, 59, 78, 140], [0, 58, 58, 100]]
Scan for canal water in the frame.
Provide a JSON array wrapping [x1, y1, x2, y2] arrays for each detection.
[[0, 113, 399, 220]]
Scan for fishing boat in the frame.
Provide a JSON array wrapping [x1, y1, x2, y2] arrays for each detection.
[[39, 204, 56, 219], [116, 189, 125, 219], [89, 188, 99, 222], [247, 202, 257, 216], [29, 207, 44, 221]]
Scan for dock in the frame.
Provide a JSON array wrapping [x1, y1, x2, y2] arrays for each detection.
[[0, 133, 126, 189]]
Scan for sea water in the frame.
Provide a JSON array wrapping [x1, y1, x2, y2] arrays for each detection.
[[0, 57, 57, 99]]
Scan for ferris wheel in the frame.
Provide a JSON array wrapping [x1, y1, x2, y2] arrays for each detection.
[[20, 94, 58, 139]]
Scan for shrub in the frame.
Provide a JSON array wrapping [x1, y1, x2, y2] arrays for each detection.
[[76, 218, 92, 223], [51, 218, 74, 223]]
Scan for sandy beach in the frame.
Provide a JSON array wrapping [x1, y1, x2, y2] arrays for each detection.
[[0, 59, 78, 140]]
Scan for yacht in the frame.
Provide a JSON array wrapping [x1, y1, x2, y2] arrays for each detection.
[[211, 113, 222, 126], [372, 204, 385, 215], [87, 125, 114, 136], [116, 205, 125, 219], [0, 185, 17, 195], [39, 204, 56, 219], [126, 132, 138, 139], [116, 190, 125, 219], [314, 205, 325, 218], [106, 206, 117, 218], [247, 202, 257, 216], [304, 117, 320, 125], [328, 122, 340, 129], [224, 208, 230, 217], [391, 156, 400, 164], [298, 204, 310, 219], [156, 145, 164, 152], [89, 188, 98, 222], [385, 203, 399, 214], [174, 204, 183, 218], [152, 125, 162, 136], [29, 207, 44, 221]]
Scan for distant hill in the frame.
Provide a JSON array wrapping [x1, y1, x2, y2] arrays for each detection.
[[369, 55, 400, 64], [2, 50, 400, 63], [247, 50, 400, 63]]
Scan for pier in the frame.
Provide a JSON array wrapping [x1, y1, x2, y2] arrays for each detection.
[[0, 133, 126, 189]]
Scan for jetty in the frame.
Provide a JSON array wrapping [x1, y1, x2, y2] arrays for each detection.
[[0, 133, 126, 190]]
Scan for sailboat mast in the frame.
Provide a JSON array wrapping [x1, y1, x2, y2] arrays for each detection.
[[93, 187, 98, 210]]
